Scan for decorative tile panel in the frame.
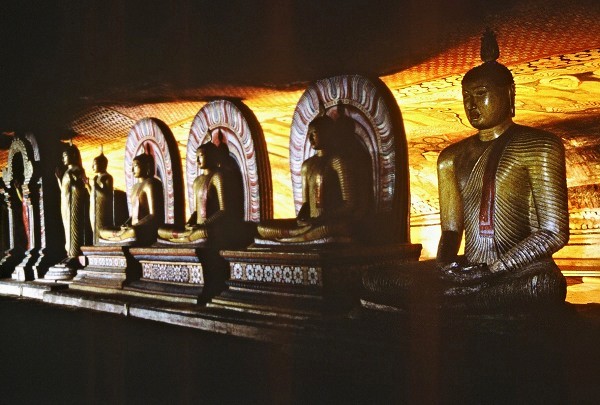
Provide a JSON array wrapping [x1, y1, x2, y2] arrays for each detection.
[[230, 261, 322, 286], [141, 261, 204, 285], [88, 256, 127, 268]]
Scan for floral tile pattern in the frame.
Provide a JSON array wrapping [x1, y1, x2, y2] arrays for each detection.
[[88, 256, 127, 268], [231, 262, 321, 286], [141, 262, 204, 285]]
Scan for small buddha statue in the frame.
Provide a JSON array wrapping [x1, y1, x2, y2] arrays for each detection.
[[157, 141, 244, 246], [363, 30, 569, 310], [256, 114, 366, 244], [89, 151, 114, 244], [56, 142, 91, 265], [98, 153, 164, 246]]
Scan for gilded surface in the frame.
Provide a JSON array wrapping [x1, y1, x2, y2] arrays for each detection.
[[57, 144, 91, 259], [363, 31, 570, 310], [157, 142, 244, 246], [90, 154, 114, 244], [256, 115, 365, 244], [186, 99, 272, 222], [98, 153, 164, 246]]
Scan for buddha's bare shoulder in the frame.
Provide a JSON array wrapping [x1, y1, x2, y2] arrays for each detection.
[[511, 124, 563, 147], [438, 134, 480, 165], [210, 169, 229, 184], [140, 176, 163, 190]]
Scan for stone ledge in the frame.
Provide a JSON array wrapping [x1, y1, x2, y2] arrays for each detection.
[[0, 279, 68, 299]]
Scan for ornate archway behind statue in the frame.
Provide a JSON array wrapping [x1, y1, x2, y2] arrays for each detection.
[[290, 75, 411, 243], [124, 118, 184, 226], [187, 99, 273, 222]]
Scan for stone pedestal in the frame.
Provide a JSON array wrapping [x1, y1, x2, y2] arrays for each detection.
[[127, 247, 229, 304], [210, 243, 422, 319], [71, 246, 139, 292], [43, 263, 76, 281], [44, 257, 84, 281]]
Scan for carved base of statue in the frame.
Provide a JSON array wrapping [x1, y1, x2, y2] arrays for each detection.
[[44, 256, 85, 281], [70, 246, 141, 291], [360, 258, 567, 313], [209, 243, 422, 318], [125, 223, 253, 303], [125, 247, 229, 304]]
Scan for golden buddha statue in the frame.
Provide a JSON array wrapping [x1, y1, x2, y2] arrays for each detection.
[[56, 143, 91, 264], [98, 153, 164, 246], [157, 141, 244, 246], [363, 30, 569, 310], [89, 151, 114, 244], [256, 115, 366, 245]]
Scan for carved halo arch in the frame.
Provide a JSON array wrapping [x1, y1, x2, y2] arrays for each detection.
[[290, 75, 411, 243], [187, 99, 273, 222], [1, 133, 43, 256], [2, 135, 37, 187], [124, 118, 184, 226]]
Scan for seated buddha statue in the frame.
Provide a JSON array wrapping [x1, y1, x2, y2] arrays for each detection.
[[362, 30, 569, 310], [98, 153, 164, 246], [157, 141, 244, 247], [256, 114, 367, 245]]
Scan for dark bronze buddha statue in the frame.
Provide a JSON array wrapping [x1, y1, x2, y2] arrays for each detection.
[[157, 141, 244, 246], [98, 153, 164, 246], [363, 30, 569, 310], [256, 115, 367, 245]]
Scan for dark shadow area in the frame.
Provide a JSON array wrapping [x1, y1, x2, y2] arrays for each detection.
[[1, 295, 600, 403], [0, 0, 519, 130]]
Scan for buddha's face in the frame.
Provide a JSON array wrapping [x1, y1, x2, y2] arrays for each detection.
[[62, 151, 71, 166], [197, 149, 208, 170], [308, 125, 323, 150], [132, 160, 143, 178], [462, 78, 513, 130], [93, 159, 107, 174]]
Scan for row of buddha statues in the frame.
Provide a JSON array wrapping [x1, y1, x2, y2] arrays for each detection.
[[58, 111, 371, 251], [2, 30, 570, 312]]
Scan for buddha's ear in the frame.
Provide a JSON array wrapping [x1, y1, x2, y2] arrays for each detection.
[[509, 84, 516, 117]]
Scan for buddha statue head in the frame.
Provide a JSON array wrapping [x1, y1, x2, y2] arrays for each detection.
[[307, 115, 336, 151], [62, 142, 82, 167], [461, 29, 515, 131], [132, 153, 155, 179], [197, 141, 219, 171], [92, 152, 108, 174]]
